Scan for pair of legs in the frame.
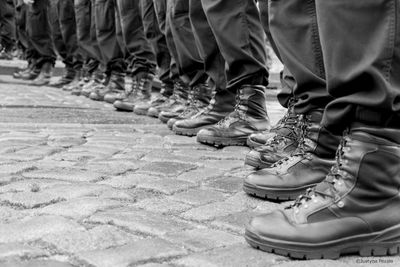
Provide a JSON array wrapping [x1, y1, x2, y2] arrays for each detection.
[[245, 0, 400, 259], [0, 0, 15, 59]]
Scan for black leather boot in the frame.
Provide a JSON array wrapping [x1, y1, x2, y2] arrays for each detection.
[[245, 127, 400, 259], [81, 71, 105, 98], [243, 109, 340, 200], [172, 89, 236, 137], [245, 103, 300, 169], [196, 85, 270, 147], [70, 70, 88, 95], [133, 73, 155, 115], [31, 62, 53, 86], [247, 98, 297, 148], [50, 67, 76, 88], [157, 80, 189, 123], [91, 72, 125, 102], [113, 76, 138, 112], [167, 83, 212, 129], [144, 81, 174, 117]]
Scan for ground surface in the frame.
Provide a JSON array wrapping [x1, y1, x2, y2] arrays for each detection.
[[0, 62, 398, 267]]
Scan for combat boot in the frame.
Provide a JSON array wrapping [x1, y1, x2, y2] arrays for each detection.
[[172, 89, 236, 137], [157, 80, 189, 123], [50, 67, 75, 88], [144, 81, 174, 117], [81, 71, 105, 97], [113, 76, 139, 112], [70, 70, 89, 95], [167, 83, 212, 129], [0, 47, 13, 60], [196, 85, 270, 147], [243, 109, 340, 200], [133, 73, 155, 115], [17, 62, 40, 80], [90, 72, 125, 102], [245, 127, 400, 259], [245, 103, 300, 169], [247, 98, 297, 148], [31, 62, 53, 86]]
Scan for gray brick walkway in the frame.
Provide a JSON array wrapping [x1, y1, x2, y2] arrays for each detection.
[[0, 73, 397, 267]]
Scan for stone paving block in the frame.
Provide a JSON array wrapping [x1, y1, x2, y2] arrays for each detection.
[[89, 208, 194, 236], [139, 161, 198, 177], [22, 169, 106, 182], [164, 228, 243, 252], [133, 135, 165, 149], [14, 146, 64, 157], [37, 197, 124, 219], [0, 179, 70, 194], [138, 264, 174, 267], [199, 159, 244, 171], [203, 176, 244, 193], [41, 183, 122, 200], [0, 206, 31, 224], [141, 149, 196, 163], [0, 162, 37, 176], [0, 243, 48, 260], [0, 191, 65, 209], [163, 135, 198, 147], [211, 211, 260, 234], [47, 136, 86, 148], [0, 260, 75, 267], [49, 151, 109, 162], [172, 243, 288, 267], [133, 197, 192, 214], [169, 189, 228, 206], [41, 225, 141, 253], [181, 200, 248, 222], [0, 215, 85, 243], [98, 173, 161, 189], [0, 153, 46, 162], [176, 168, 225, 183], [137, 178, 197, 195], [77, 238, 187, 267], [73, 159, 144, 175]]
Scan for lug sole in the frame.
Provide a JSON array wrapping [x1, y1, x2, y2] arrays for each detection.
[[245, 225, 400, 260], [243, 181, 314, 201], [196, 135, 248, 148], [173, 126, 201, 137]]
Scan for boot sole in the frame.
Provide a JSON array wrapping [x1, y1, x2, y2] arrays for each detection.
[[245, 224, 400, 260], [173, 126, 200, 137], [244, 153, 272, 169], [197, 135, 248, 148], [243, 180, 314, 201]]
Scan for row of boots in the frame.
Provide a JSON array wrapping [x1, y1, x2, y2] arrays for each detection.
[[242, 101, 400, 259]]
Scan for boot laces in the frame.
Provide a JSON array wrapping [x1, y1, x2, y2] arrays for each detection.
[[269, 114, 311, 168], [215, 94, 246, 128], [287, 135, 349, 210]]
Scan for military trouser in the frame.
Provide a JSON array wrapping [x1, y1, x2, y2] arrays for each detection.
[[189, 0, 227, 91], [93, 0, 125, 74], [15, 1, 29, 52], [50, 0, 83, 71], [258, 0, 294, 108], [199, 0, 268, 90], [166, 0, 207, 86], [114, 0, 156, 77], [270, 0, 400, 134], [0, 0, 15, 51], [141, 0, 172, 82], [153, 0, 179, 81], [26, 0, 56, 67]]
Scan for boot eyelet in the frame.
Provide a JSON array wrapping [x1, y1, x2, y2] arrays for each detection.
[[304, 204, 309, 209], [294, 208, 299, 214], [337, 201, 344, 208]]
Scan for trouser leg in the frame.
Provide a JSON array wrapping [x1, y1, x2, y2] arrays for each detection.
[[59, 0, 83, 71], [269, 0, 332, 114], [116, 0, 156, 76], [15, 1, 29, 52], [50, 0, 71, 67], [200, 0, 268, 90], [142, 0, 171, 82], [317, 0, 400, 133], [0, 0, 16, 50], [189, 0, 226, 90], [166, 0, 206, 85], [94, 0, 125, 73], [26, 0, 56, 66]]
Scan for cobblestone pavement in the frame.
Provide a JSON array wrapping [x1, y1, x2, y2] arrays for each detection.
[[0, 72, 398, 267]]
